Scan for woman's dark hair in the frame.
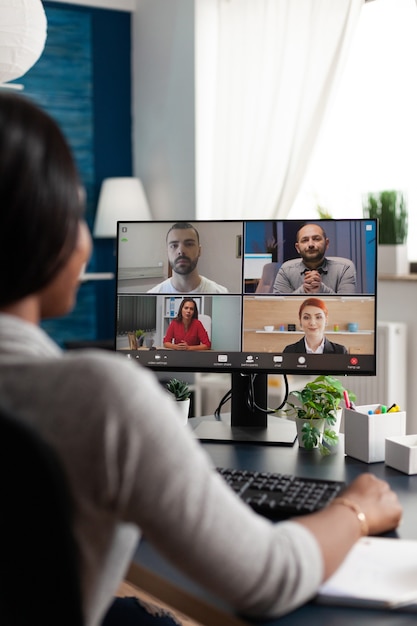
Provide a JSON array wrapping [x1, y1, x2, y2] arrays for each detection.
[[0, 92, 84, 306], [176, 298, 199, 322]]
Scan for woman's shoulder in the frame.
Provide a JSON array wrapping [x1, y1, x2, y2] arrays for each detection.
[[62, 349, 158, 396], [325, 339, 347, 354], [283, 338, 303, 353], [60, 350, 177, 427]]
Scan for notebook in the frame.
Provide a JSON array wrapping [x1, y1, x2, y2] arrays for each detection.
[[316, 536, 417, 610]]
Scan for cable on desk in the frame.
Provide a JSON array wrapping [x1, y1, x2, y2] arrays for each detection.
[[214, 373, 289, 419]]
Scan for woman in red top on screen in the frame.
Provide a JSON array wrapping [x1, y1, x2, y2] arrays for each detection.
[[163, 298, 211, 351]]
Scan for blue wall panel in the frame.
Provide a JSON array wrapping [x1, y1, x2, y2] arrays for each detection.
[[16, 2, 132, 346]]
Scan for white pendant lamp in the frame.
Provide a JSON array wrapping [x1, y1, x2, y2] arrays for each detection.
[[0, 0, 47, 85]]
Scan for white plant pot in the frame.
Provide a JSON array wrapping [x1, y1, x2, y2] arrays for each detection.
[[295, 417, 325, 449], [378, 244, 408, 276], [175, 398, 190, 425], [295, 408, 342, 449], [334, 407, 343, 433]]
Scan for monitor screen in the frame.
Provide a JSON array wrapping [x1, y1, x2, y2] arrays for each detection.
[[115, 219, 377, 443]]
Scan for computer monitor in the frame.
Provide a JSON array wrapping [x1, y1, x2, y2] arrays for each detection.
[[115, 219, 377, 444]]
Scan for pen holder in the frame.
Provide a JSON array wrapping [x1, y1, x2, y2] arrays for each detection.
[[344, 404, 406, 463]]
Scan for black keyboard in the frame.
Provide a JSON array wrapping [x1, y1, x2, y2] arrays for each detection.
[[217, 467, 345, 521]]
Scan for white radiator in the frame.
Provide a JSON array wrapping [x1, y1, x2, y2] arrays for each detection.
[[343, 321, 407, 411]]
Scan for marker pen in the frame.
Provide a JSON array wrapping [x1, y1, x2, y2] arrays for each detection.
[[343, 390, 351, 409]]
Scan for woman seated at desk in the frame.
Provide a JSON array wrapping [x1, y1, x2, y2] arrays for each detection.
[[1, 91, 402, 626], [283, 297, 347, 354], [163, 298, 211, 350]]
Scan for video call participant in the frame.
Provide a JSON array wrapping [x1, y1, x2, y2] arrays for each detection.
[[0, 92, 402, 626], [283, 298, 348, 354], [163, 298, 211, 351], [273, 223, 356, 294], [148, 222, 229, 294]]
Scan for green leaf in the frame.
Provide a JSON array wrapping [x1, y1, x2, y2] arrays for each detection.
[[166, 378, 191, 401]]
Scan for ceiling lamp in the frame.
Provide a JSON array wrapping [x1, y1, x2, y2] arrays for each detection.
[[0, 0, 47, 85]]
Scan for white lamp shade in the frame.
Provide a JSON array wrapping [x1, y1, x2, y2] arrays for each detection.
[[93, 177, 151, 238], [0, 0, 47, 84]]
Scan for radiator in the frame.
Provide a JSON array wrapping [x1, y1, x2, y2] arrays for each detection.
[[343, 321, 407, 411]]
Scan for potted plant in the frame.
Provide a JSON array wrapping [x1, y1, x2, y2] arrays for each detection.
[[166, 378, 191, 424], [284, 375, 356, 455], [363, 189, 408, 275], [135, 329, 146, 347]]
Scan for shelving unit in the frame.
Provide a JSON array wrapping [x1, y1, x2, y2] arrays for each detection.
[[160, 296, 206, 340]]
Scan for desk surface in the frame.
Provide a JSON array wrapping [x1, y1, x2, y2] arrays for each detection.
[[135, 417, 417, 625]]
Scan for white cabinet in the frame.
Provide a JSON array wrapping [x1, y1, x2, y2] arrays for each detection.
[[378, 276, 415, 432]]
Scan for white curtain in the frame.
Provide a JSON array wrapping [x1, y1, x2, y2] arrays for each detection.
[[195, 0, 364, 220]]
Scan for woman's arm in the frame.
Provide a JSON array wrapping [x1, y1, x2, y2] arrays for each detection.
[[295, 473, 401, 579], [111, 362, 401, 618], [89, 355, 402, 620]]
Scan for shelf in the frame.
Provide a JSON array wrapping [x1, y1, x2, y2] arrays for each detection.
[[80, 272, 114, 282], [379, 274, 417, 282]]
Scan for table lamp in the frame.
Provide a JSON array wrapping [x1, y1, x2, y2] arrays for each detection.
[[93, 177, 151, 238]]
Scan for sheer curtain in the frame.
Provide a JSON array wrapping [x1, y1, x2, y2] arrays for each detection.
[[195, 0, 364, 220], [289, 0, 417, 261]]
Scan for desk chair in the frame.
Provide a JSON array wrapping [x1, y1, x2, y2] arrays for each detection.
[[198, 314, 212, 340], [0, 404, 84, 626]]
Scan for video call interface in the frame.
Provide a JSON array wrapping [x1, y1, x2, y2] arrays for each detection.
[[115, 219, 377, 376]]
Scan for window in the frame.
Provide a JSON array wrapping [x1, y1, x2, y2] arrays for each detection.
[[289, 0, 417, 261]]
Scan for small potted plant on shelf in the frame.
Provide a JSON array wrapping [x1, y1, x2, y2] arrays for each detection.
[[363, 189, 408, 275], [284, 375, 356, 455], [166, 378, 191, 424], [135, 329, 146, 347]]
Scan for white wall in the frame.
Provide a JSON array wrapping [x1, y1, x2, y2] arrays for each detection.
[[132, 0, 196, 220], [52, 0, 196, 221]]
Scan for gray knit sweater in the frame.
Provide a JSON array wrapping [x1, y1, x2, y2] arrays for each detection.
[[0, 314, 323, 626]]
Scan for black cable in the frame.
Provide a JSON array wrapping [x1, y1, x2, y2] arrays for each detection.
[[214, 388, 232, 420], [251, 372, 290, 414], [213, 373, 290, 418]]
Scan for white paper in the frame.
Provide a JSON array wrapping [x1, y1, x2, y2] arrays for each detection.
[[317, 537, 417, 609]]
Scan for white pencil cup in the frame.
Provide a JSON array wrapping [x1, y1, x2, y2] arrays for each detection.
[[344, 404, 406, 463]]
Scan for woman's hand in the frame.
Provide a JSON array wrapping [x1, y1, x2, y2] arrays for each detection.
[[175, 340, 190, 350], [295, 473, 402, 579], [341, 473, 402, 536]]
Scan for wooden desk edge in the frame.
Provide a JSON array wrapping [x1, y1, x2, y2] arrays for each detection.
[[125, 561, 249, 626]]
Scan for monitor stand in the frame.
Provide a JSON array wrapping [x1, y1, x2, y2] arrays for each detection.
[[193, 373, 297, 446]]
